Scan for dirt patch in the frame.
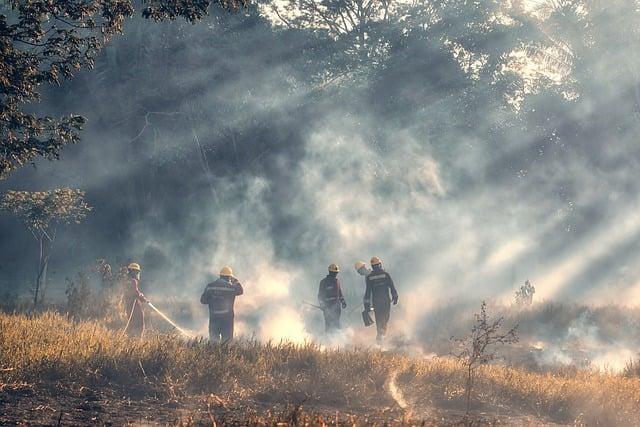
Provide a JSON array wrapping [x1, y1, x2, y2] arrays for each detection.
[[0, 381, 559, 426]]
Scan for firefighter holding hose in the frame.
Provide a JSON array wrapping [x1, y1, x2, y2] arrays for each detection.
[[200, 266, 244, 343], [124, 262, 147, 338]]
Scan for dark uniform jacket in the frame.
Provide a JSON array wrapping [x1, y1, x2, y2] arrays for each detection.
[[364, 268, 398, 309], [318, 275, 344, 307], [200, 277, 243, 317]]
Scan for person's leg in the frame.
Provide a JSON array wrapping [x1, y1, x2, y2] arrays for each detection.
[[211, 318, 223, 343], [124, 299, 135, 335], [221, 316, 234, 342], [324, 311, 331, 332], [208, 316, 216, 342], [374, 307, 390, 342], [126, 301, 144, 338], [326, 305, 341, 331], [139, 308, 145, 337]]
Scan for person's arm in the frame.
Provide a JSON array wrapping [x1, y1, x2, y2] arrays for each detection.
[[388, 274, 398, 305], [337, 279, 346, 308], [200, 285, 210, 304], [318, 280, 326, 306], [133, 278, 147, 302], [231, 278, 244, 296]]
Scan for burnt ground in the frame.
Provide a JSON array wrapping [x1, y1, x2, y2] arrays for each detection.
[[0, 382, 559, 426]]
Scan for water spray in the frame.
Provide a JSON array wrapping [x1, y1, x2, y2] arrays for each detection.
[[146, 301, 194, 339]]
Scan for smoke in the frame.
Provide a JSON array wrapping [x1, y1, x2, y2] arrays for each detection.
[[251, 306, 310, 343], [1, 1, 640, 366], [528, 308, 640, 372]]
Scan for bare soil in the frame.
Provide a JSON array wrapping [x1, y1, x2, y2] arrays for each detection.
[[0, 382, 558, 426]]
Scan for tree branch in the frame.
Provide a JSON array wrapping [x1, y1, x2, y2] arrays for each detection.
[[270, 4, 296, 29], [130, 111, 186, 143]]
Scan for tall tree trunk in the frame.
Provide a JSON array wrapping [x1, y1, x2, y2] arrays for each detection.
[[40, 256, 49, 302], [40, 229, 56, 304], [33, 229, 56, 308], [34, 235, 44, 308]]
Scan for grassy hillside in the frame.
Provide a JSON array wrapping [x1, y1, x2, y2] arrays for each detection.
[[1, 312, 640, 425]]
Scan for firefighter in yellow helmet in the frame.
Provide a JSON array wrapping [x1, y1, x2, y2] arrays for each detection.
[[363, 256, 398, 343], [355, 261, 371, 276], [200, 266, 243, 343], [124, 262, 148, 338], [317, 263, 346, 332]]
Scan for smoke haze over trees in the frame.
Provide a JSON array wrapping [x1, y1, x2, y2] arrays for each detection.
[[1, 0, 640, 342], [0, 0, 245, 178]]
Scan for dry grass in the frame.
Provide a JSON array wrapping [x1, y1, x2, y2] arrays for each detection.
[[1, 312, 640, 425]]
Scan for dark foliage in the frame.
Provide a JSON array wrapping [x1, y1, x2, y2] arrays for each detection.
[[0, 0, 245, 178]]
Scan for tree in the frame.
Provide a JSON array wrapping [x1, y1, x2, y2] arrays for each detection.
[[452, 301, 519, 416], [264, 0, 547, 107], [1, 188, 92, 307], [0, 0, 245, 179], [264, 0, 405, 85]]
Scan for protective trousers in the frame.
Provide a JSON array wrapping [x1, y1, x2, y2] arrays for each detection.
[[209, 315, 234, 343], [125, 298, 145, 338], [323, 303, 342, 332], [373, 305, 390, 341]]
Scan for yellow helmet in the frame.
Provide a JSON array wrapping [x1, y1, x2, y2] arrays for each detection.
[[370, 256, 382, 266], [355, 261, 366, 270], [220, 266, 233, 277], [328, 263, 340, 273], [128, 262, 141, 271]]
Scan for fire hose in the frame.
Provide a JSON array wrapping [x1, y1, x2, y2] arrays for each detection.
[[303, 300, 325, 311], [146, 301, 194, 338]]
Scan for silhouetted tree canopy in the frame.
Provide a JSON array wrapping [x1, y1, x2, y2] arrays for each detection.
[[0, 0, 245, 178]]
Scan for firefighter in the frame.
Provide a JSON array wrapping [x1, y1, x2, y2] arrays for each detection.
[[363, 256, 398, 343], [124, 262, 147, 338], [355, 261, 371, 276], [318, 263, 347, 332], [516, 280, 536, 306], [200, 266, 243, 343]]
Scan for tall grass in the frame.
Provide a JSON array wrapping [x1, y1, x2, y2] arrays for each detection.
[[1, 312, 640, 425]]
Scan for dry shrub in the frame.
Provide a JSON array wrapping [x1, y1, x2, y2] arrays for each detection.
[[624, 357, 640, 378], [452, 301, 519, 415], [64, 260, 128, 328]]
